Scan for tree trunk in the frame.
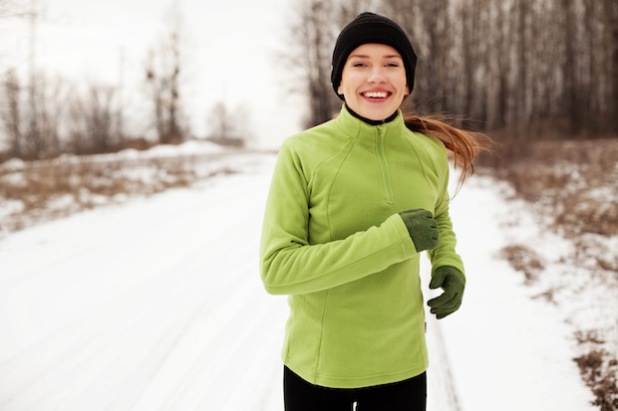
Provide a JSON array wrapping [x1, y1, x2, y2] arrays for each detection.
[[561, 0, 583, 134], [606, 0, 618, 132], [2, 70, 22, 158]]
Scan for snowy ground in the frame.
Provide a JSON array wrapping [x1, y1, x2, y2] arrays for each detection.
[[0, 153, 599, 410]]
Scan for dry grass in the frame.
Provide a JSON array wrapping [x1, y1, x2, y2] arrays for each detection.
[[487, 137, 618, 410], [490, 138, 618, 280], [574, 349, 618, 411], [499, 244, 545, 285], [0, 155, 237, 234], [490, 139, 618, 238]]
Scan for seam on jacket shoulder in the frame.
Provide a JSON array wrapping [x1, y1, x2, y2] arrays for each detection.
[[420, 132, 449, 212], [309, 137, 353, 185], [282, 139, 311, 190], [407, 131, 448, 208], [305, 137, 354, 197], [412, 131, 446, 183], [404, 131, 429, 182]]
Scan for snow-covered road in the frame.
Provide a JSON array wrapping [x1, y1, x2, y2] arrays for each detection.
[[0, 155, 596, 410]]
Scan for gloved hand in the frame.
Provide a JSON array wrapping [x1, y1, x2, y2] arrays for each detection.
[[398, 209, 439, 252], [427, 266, 465, 319]]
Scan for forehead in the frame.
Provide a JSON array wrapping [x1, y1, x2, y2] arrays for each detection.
[[348, 43, 402, 58]]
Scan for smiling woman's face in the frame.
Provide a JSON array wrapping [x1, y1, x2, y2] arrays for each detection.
[[337, 43, 409, 121]]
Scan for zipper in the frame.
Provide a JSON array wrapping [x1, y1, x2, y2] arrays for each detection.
[[376, 126, 394, 204]]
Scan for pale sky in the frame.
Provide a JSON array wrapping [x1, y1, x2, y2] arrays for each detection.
[[0, 0, 305, 149]]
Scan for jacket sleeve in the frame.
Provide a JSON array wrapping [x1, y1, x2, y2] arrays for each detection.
[[427, 163, 466, 276], [260, 141, 417, 295]]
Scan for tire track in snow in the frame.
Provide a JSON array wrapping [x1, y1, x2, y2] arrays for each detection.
[[426, 316, 463, 411]]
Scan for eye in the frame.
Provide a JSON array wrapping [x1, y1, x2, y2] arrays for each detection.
[[352, 62, 367, 68], [386, 62, 400, 68]]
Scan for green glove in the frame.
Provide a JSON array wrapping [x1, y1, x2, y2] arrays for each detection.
[[398, 209, 439, 252], [427, 266, 465, 319]]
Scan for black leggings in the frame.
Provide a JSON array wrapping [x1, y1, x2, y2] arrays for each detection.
[[283, 366, 427, 411]]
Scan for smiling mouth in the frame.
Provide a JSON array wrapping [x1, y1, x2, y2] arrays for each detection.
[[361, 91, 392, 100]]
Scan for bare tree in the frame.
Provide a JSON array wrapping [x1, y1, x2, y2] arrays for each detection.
[[67, 85, 118, 154], [381, 0, 464, 122], [334, 0, 375, 28], [206, 101, 253, 148], [145, 3, 187, 145], [282, 0, 373, 128], [484, 0, 509, 131], [208, 102, 233, 143], [87, 85, 117, 153], [1, 69, 22, 158], [605, 0, 618, 131], [385, 0, 617, 136], [288, 0, 381, 127], [1, 69, 67, 160], [22, 72, 65, 159], [559, 0, 581, 133]]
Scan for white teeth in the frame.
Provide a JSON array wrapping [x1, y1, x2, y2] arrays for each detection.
[[363, 91, 388, 98]]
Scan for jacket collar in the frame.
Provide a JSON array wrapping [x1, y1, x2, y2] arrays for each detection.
[[334, 104, 406, 139]]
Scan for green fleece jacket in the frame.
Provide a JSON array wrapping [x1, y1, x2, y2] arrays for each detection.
[[260, 105, 464, 389]]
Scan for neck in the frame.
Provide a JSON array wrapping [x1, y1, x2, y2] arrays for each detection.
[[346, 105, 398, 125]]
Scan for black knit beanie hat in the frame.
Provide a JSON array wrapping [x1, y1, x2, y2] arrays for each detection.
[[331, 12, 417, 100]]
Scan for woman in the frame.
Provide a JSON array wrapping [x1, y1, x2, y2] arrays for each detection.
[[260, 12, 488, 411]]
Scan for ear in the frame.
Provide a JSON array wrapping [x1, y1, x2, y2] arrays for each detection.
[[405, 84, 410, 95], [337, 85, 343, 95]]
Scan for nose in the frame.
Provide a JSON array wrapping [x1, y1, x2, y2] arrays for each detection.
[[367, 67, 386, 83]]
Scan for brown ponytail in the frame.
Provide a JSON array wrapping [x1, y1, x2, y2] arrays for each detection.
[[403, 112, 492, 184]]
